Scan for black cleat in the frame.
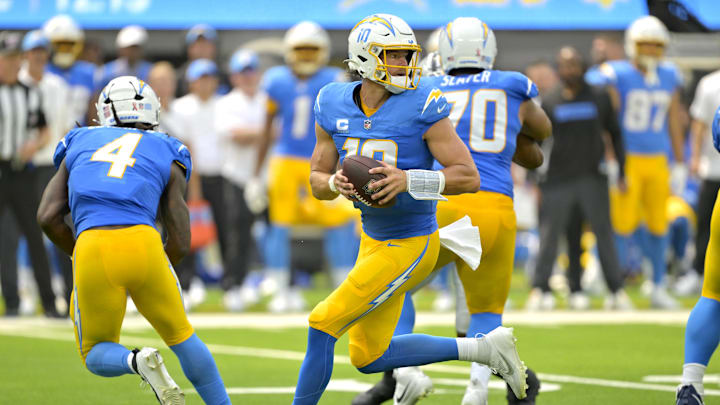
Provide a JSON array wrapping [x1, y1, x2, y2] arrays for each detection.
[[507, 367, 540, 404], [352, 370, 396, 405], [676, 384, 705, 405]]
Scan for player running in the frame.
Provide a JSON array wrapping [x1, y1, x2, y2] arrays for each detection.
[[37, 76, 230, 405], [353, 17, 551, 405], [597, 15, 686, 308], [293, 14, 529, 405], [675, 106, 720, 405]]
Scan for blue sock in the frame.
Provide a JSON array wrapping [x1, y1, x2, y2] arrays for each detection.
[[468, 312, 503, 336], [324, 222, 357, 269], [265, 225, 290, 269], [170, 333, 230, 405], [685, 297, 720, 365], [646, 233, 669, 284], [393, 294, 415, 336], [85, 342, 133, 377], [614, 234, 629, 270], [358, 334, 458, 374], [671, 217, 690, 260], [293, 327, 337, 405]]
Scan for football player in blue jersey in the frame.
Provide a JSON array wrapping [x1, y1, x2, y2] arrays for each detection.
[[597, 15, 686, 308], [676, 106, 720, 405], [354, 17, 551, 405], [42, 15, 96, 125], [292, 14, 530, 405], [37, 76, 230, 405], [249, 20, 358, 312]]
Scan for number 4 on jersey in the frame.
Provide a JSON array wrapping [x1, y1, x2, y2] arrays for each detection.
[[91, 132, 142, 178]]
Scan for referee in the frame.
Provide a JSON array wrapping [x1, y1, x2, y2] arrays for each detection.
[[0, 31, 58, 317], [530, 47, 631, 310]]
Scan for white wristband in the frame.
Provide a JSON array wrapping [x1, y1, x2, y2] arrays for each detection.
[[328, 173, 339, 194], [405, 169, 447, 201]]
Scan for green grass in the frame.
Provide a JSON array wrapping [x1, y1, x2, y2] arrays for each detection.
[[1, 319, 718, 404], [1, 270, 713, 404]]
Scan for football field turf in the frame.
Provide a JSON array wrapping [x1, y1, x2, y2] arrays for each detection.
[[2, 308, 720, 405]]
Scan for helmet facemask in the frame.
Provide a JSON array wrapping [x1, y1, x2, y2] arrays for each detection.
[[369, 43, 422, 94]]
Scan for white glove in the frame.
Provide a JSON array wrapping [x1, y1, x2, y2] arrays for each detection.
[[604, 160, 620, 189], [670, 163, 688, 196], [244, 177, 268, 215]]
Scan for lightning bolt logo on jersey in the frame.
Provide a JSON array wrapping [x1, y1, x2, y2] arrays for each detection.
[[314, 78, 450, 240], [432, 70, 538, 197], [53, 126, 192, 236], [597, 60, 682, 155], [262, 65, 345, 159]]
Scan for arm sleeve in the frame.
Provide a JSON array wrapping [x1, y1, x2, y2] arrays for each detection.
[[313, 85, 333, 134], [168, 136, 193, 182], [507, 72, 539, 101], [53, 128, 79, 169], [418, 87, 450, 126], [599, 88, 626, 178]]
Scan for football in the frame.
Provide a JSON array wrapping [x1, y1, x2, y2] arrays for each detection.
[[341, 155, 396, 208]]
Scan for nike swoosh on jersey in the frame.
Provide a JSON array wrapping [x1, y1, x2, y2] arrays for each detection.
[[387, 242, 401, 247], [437, 104, 446, 113]]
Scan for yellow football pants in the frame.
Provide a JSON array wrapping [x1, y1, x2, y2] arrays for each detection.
[[435, 191, 517, 314], [268, 156, 357, 227], [308, 231, 440, 368], [703, 192, 720, 301], [611, 154, 670, 236], [70, 225, 193, 362]]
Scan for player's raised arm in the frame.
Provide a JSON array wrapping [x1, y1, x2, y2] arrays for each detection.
[[37, 160, 74, 257], [424, 117, 480, 194], [159, 162, 191, 266], [310, 122, 353, 200]]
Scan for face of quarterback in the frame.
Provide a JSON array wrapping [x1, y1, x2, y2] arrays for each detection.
[[382, 49, 410, 76]]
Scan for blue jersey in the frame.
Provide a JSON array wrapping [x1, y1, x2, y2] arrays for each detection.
[[433, 70, 537, 198], [315, 78, 449, 241], [713, 105, 720, 153], [53, 126, 192, 236], [262, 66, 344, 159], [597, 60, 682, 155]]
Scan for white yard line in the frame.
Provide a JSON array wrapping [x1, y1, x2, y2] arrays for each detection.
[[0, 309, 693, 331], [1, 321, 717, 397]]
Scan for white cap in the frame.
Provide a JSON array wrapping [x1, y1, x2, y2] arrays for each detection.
[[116, 25, 147, 48]]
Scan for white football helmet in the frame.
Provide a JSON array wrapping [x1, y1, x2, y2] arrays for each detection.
[[438, 17, 497, 74], [419, 51, 443, 77], [625, 15, 669, 61], [43, 14, 84, 68], [284, 21, 330, 77], [96, 76, 160, 128], [347, 14, 422, 94]]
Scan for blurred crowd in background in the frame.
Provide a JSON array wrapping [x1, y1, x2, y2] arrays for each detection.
[[2, 9, 720, 318]]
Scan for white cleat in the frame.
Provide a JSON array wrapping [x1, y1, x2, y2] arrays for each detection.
[[134, 348, 185, 405], [604, 289, 634, 311], [461, 383, 488, 405], [393, 367, 433, 405], [674, 271, 703, 297], [525, 289, 555, 311], [480, 327, 528, 399], [223, 287, 245, 312], [568, 292, 591, 310], [651, 286, 680, 309]]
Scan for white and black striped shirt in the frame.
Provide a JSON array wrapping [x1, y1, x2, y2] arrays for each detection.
[[0, 81, 46, 161]]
